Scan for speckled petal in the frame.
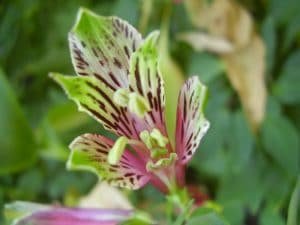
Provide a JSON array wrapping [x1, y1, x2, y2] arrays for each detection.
[[69, 8, 142, 90], [175, 77, 210, 164], [68, 133, 150, 189]]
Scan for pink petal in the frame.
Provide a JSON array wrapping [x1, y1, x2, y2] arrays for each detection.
[[15, 205, 131, 225], [175, 77, 210, 164]]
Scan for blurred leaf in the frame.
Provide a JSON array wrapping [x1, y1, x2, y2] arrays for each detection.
[[16, 169, 43, 200], [0, 69, 37, 174], [265, 96, 282, 117], [187, 206, 228, 225], [261, 162, 291, 210], [47, 169, 95, 200], [158, 3, 184, 145], [138, 0, 153, 34], [283, 13, 300, 50], [112, 0, 139, 27], [220, 201, 244, 225], [261, 16, 277, 75], [217, 158, 265, 215], [121, 211, 153, 225], [191, 81, 231, 177], [262, 115, 299, 178], [269, 0, 300, 26], [226, 111, 254, 172], [260, 207, 285, 225], [187, 52, 224, 84], [273, 51, 300, 104], [37, 120, 69, 161], [45, 101, 90, 133], [0, 4, 20, 62], [287, 177, 300, 225]]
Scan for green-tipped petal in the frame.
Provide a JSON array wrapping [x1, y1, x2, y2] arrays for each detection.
[[129, 31, 168, 134], [68, 133, 149, 190], [50, 72, 138, 138], [69, 8, 142, 90]]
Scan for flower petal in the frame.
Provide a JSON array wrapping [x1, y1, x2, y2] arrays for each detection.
[[175, 77, 210, 164], [129, 31, 167, 134], [69, 8, 142, 90], [51, 73, 141, 138], [5, 201, 131, 225], [68, 133, 150, 189]]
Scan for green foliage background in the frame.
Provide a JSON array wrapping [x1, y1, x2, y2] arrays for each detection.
[[0, 0, 299, 224]]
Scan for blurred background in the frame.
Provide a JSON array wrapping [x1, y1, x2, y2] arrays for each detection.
[[0, 0, 299, 224]]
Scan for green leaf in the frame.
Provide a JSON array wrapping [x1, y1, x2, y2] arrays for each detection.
[[0, 69, 37, 174], [287, 177, 300, 225], [283, 13, 300, 50], [120, 211, 153, 225], [112, 0, 139, 26], [187, 206, 228, 225], [273, 51, 300, 104], [269, 0, 300, 25], [188, 52, 224, 84], [217, 157, 266, 217], [158, 4, 185, 145], [261, 16, 276, 75], [190, 79, 231, 177], [260, 207, 285, 225], [16, 169, 43, 201], [226, 111, 254, 172], [262, 114, 299, 178], [220, 201, 243, 225], [261, 162, 291, 209]]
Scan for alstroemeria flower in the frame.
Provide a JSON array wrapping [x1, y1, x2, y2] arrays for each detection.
[[5, 201, 131, 225], [51, 8, 209, 193]]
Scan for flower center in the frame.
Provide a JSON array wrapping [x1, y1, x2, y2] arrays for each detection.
[[139, 129, 168, 158]]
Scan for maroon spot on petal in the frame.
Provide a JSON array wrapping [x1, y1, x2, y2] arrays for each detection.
[[113, 57, 122, 69]]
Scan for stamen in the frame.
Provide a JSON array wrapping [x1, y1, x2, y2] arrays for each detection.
[[146, 153, 177, 171], [139, 129, 169, 159], [139, 130, 153, 149], [108, 136, 128, 165], [128, 93, 150, 118], [113, 88, 130, 107], [150, 129, 168, 147], [150, 148, 167, 158]]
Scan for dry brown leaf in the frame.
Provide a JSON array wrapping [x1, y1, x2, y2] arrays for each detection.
[[78, 182, 133, 209], [185, 0, 253, 48], [184, 0, 267, 131], [222, 35, 266, 131], [177, 32, 234, 54]]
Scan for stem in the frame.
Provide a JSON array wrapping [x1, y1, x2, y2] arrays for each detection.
[[287, 176, 300, 225], [175, 163, 186, 188]]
